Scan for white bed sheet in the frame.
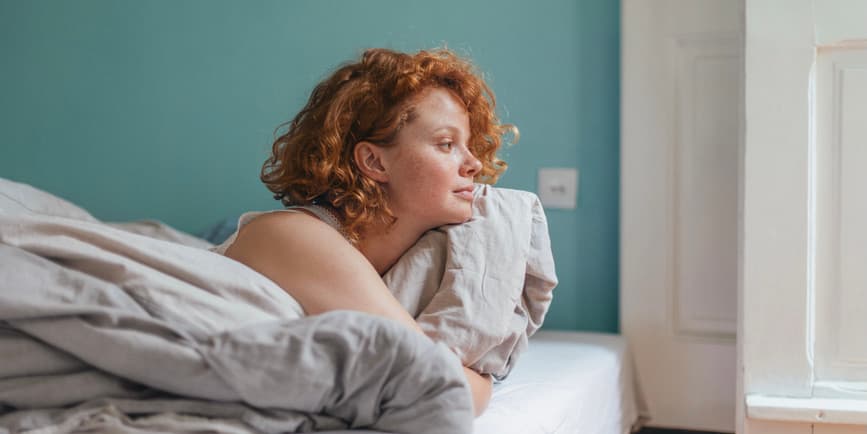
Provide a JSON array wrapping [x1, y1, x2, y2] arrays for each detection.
[[473, 330, 645, 434]]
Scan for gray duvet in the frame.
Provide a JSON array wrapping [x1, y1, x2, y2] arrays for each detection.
[[0, 178, 556, 433]]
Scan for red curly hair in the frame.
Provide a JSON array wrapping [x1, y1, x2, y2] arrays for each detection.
[[261, 47, 513, 243]]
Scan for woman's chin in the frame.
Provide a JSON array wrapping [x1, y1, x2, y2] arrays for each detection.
[[424, 205, 474, 227], [452, 210, 474, 224]]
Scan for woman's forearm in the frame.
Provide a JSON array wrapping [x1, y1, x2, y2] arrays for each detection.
[[463, 366, 492, 416]]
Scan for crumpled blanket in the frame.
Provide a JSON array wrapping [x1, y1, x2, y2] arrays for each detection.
[[0, 178, 473, 434], [0, 177, 558, 433], [383, 184, 557, 380]]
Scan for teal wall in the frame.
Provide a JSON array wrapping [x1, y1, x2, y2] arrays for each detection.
[[0, 0, 620, 332]]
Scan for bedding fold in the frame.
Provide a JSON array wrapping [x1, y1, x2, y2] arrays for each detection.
[[384, 184, 557, 380], [0, 178, 473, 434], [0, 176, 557, 432]]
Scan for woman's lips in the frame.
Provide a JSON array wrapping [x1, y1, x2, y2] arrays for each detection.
[[454, 187, 474, 201]]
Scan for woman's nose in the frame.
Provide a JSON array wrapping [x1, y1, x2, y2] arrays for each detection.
[[461, 149, 483, 177]]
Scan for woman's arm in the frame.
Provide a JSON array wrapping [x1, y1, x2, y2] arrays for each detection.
[[224, 211, 492, 415], [463, 367, 492, 415]]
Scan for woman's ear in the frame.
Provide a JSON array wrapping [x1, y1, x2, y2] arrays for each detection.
[[353, 141, 389, 183]]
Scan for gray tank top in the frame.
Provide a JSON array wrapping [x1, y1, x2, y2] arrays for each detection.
[[210, 205, 345, 255]]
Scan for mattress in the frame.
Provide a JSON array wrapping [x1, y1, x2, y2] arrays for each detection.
[[473, 331, 644, 434], [257, 331, 645, 434]]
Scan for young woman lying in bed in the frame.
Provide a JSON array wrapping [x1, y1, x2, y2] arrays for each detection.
[[213, 48, 513, 416]]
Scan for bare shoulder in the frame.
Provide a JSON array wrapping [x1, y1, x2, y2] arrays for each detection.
[[225, 210, 363, 268], [227, 210, 344, 254], [223, 211, 386, 314]]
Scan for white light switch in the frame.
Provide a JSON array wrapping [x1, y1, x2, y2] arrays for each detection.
[[538, 167, 578, 209]]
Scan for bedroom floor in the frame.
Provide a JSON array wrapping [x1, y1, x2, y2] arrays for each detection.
[[637, 428, 732, 434]]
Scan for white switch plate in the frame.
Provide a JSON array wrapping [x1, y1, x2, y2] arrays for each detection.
[[538, 167, 578, 209]]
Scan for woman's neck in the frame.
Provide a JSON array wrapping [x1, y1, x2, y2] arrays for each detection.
[[356, 218, 428, 276]]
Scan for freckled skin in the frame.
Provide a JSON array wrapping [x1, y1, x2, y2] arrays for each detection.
[[380, 87, 483, 228]]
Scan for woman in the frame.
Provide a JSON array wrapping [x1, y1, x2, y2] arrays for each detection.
[[216, 47, 512, 416]]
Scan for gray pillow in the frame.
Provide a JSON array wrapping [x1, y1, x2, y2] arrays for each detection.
[[198, 215, 241, 245]]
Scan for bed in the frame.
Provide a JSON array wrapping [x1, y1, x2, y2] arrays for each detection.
[[314, 331, 646, 434], [475, 331, 644, 434], [0, 178, 645, 433]]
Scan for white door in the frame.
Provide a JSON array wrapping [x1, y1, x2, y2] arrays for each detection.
[[621, 0, 742, 431]]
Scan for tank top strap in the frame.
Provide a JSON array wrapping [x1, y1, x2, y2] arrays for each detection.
[[209, 204, 347, 255], [287, 204, 344, 236]]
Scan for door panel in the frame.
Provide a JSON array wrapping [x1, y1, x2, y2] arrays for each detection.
[[621, 0, 741, 431]]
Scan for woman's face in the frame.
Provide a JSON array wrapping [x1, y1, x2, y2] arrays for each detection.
[[379, 87, 482, 229]]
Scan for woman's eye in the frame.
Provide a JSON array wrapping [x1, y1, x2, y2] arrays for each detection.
[[439, 142, 453, 150]]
